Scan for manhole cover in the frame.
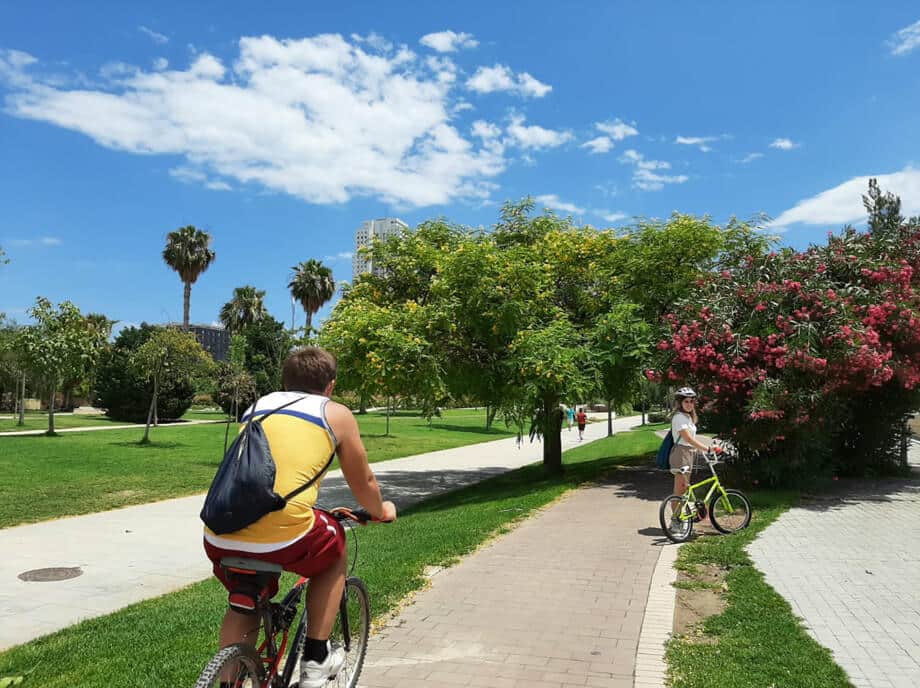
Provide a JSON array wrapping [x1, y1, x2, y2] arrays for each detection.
[[18, 566, 83, 582]]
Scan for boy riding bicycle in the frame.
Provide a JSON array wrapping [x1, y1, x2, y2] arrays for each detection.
[[202, 347, 397, 688]]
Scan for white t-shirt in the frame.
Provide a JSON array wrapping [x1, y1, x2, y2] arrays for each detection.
[[671, 412, 696, 447]]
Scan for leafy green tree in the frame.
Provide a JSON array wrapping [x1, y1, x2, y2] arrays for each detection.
[[289, 259, 336, 334], [219, 285, 268, 333], [18, 298, 98, 435], [591, 304, 654, 435], [162, 225, 215, 328], [214, 335, 257, 420], [95, 324, 196, 422], [131, 328, 212, 443], [238, 315, 294, 397]]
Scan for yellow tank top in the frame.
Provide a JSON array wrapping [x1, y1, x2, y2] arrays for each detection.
[[203, 392, 337, 552]]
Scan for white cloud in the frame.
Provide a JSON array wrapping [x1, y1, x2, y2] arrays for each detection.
[[419, 30, 478, 53], [535, 194, 585, 215], [888, 19, 920, 56], [506, 115, 571, 150], [675, 135, 717, 152], [138, 26, 169, 45], [737, 152, 764, 164], [581, 136, 613, 154], [0, 38, 509, 207], [770, 137, 799, 150], [598, 211, 627, 223], [169, 166, 231, 191], [9, 236, 62, 247], [466, 64, 551, 97], [323, 251, 354, 261], [771, 167, 920, 229], [153, 57, 169, 71], [595, 119, 638, 141], [619, 149, 688, 191]]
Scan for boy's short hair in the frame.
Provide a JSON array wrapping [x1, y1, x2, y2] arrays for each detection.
[[282, 347, 337, 394]]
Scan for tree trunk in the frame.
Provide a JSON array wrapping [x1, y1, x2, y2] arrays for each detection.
[[607, 399, 614, 437], [17, 373, 26, 426], [142, 379, 157, 443], [47, 386, 56, 435], [542, 396, 563, 474], [385, 396, 391, 436], [358, 391, 367, 414], [306, 310, 313, 336], [183, 281, 192, 328]]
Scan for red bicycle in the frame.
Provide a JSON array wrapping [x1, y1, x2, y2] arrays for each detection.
[[194, 508, 374, 688]]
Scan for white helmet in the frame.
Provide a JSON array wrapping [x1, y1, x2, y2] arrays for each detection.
[[675, 387, 697, 398]]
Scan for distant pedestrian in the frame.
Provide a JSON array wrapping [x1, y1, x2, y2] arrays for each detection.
[[566, 406, 575, 431], [576, 408, 587, 440]]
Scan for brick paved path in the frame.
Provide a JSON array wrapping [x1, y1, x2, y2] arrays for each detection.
[[748, 478, 920, 688], [360, 467, 668, 688]]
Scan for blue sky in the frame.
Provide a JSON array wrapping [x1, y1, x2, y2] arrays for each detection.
[[1, 1, 918, 331]]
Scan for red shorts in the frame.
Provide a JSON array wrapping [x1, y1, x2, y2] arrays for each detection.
[[204, 508, 345, 599]]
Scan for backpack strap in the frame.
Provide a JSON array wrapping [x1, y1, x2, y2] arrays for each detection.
[[223, 394, 309, 455]]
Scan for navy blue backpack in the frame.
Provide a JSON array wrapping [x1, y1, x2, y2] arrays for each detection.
[[656, 429, 675, 470]]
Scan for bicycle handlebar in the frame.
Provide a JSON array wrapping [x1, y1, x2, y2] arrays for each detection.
[[329, 507, 394, 525]]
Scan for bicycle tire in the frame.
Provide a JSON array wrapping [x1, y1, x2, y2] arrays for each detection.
[[659, 494, 693, 543], [329, 576, 371, 688], [709, 489, 752, 534], [194, 642, 264, 688]]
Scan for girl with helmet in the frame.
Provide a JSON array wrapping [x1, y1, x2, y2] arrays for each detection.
[[669, 387, 718, 498]]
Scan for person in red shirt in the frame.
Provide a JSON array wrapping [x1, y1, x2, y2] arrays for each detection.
[[575, 408, 587, 440]]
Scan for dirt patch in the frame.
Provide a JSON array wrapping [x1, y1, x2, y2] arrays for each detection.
[[673, 564, 728, 643], [107, 489, 143, 500]]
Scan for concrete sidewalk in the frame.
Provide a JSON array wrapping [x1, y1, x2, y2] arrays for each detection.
[[748, 477, 920, 688], [0, 414, 642, 650], [0, 418, 222, 436], [359, 466, 671, 688]]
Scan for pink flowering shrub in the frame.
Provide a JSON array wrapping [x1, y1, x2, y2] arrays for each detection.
[[655, 221, 920, 483]]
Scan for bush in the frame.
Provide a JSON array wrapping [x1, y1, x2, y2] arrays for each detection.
[[654, 184, 920, 483], [647, 411, 668, 424], [94, 325, 196, 423]]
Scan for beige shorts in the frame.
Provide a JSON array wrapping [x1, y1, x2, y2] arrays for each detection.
[[669, 444, 695, 472]]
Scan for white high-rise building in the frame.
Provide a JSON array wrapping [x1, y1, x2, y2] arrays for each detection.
[[352, 218, 409, 280]]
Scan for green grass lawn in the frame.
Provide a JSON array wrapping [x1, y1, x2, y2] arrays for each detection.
[[666, 490, 853, 688], [0, 409, 516, 529], [0, 428, 658, 688]]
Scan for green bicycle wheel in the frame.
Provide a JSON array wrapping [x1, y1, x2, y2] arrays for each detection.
[[709, 489, 752, 534], [659, 494, 693, 543]]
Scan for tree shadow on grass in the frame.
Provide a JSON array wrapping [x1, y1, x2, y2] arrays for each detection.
[[427, 423, 515, 437], [314, 453, 668, 517], [108, 440, 186, 450]]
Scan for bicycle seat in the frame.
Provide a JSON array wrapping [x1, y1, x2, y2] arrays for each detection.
[[220, 557, 283, 614], [220, 557, 283, 575]]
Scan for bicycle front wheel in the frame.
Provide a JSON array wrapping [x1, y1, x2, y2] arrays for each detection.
[[659, 495, 693, 543], [709, 489, 752, 534], [194, 643, 263, 688], [329, 576, 371, 688]]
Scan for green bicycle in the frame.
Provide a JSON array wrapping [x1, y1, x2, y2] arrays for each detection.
[[659, 446, 752, 543]]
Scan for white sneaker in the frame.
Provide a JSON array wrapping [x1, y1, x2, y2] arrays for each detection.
[[300, 643, 346, 688]]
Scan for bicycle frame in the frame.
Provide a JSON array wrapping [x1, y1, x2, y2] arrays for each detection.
[[676, 460, 731, 521]]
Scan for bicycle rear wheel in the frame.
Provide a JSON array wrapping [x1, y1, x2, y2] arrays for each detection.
[[329, 576, 371, 688], [709, 489, 752, 534], [194, 643, 263, 688], [659, 495, 693, 543]]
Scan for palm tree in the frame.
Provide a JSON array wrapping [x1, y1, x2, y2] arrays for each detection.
[[220, 285, 268, 333], [289, 259, 336, 334], [162, 226, 216, 328]]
